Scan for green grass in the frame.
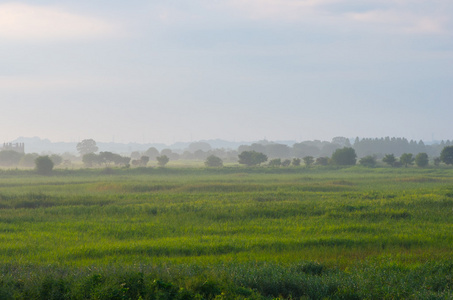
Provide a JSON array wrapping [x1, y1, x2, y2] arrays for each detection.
[[0, 166, 452, 298]]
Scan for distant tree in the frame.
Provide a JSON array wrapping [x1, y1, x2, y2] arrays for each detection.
[[161, 149, 179, 160], [188, 142, 212, 152], [266, 144, 291, 159], [331, 136, 351, 147], [293, 143, 320, 158], [50, 154, 63, 166], [268, 158, 281, 167], [433, 157, 441, 166], [415, 153, 429, 167], [193, 149, 207, 160], [140, 156, 149, 166], [292, 158, 301, 166], [440, 146, 453, 165], [320, 143, 342, 157], [98, 152, 115, 165], [331, 147, 357, 165], [19, 153, 39, 168], [238, 151, 268, 166], [303, 156, 314, 167], [156, 155, 169, 167], [35, 156, 54, 175], [143, 147, 159, 160], [400, 153, 414, 167], [130, 151, 141, 160], [359, 155, 377, 167], [382, 154, 397, 167], [0, 150, 23, 167], [315, 157, 329, 166], [204, 155, 223, 167], [76, 139, 98, 156], [281, 159, 291, 167], [82, 153, 100, 167]]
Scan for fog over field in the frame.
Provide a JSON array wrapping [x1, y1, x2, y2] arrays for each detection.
[[1, 1, 452, 144]]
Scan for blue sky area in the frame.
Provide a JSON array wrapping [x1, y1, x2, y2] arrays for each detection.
[[1, 0, 452, 144]]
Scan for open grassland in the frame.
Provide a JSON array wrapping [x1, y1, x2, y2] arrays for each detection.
[[0, 166, 452, 299]]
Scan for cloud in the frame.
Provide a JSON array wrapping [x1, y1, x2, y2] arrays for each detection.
[[0, 3, 118, 40], [221, 0, 451, 35], [348, 10, 447, 35]]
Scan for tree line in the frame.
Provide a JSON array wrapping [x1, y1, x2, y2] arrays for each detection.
[[1, 137, 452, 171]]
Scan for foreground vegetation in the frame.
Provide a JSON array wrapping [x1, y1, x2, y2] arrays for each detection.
[[0, 166, 452, 299]]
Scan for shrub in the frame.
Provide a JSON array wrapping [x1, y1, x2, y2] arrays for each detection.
[[415, 153, 429, 167], [331, 147, 357, 165], [35, 156, 54, 175], [440, 146, 453, 165], [268, 158, 281, 167], [205, 155, 223, 167], [156, 155, 169, 167], [359, 155, 377, 167]]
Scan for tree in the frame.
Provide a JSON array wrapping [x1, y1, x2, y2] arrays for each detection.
[[144, 147, 159, 160], [140, 156, 149, 166], [268, 158, 281, 167], [19, 153, 39, 168], [292, 158, 301, 166], [238, 151, 268, 166], [50, 154, 63, 166], [281, 159, 291, 167], [204, 155, 223, 167], [331, 147, 357, 165], [415, 153, 429, 167], [440, 146, 453, 165], [303, 156, 314, 167], [359, 155, 377, 167], [0, 150, 23, 167], [35, 156, 54, 175], [400, 153, 414, 167], [315, 157, 329, 166], [82, 153, 100, 167], [433, 157, 441, 166], [156, 155, 169, 167], [382, 154, 397, 167], [77, 139, 98, 156]]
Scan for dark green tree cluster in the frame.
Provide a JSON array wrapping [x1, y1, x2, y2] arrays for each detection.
[[204, 155, 223, 167], [156, 155, 170, 167], [0, 150, 63, 168], [131, 156, 150, 167], [238, 151, 268, 166], [35, 156, 54, 175], [82, 152, 130, 167], [331, 147, 357, 165], [440, 146, 453, 165]]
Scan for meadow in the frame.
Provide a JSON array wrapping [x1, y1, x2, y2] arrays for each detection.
[[0, 166, 452, 299]]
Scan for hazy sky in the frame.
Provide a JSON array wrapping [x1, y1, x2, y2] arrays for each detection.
[[1, 0, 452, 144]]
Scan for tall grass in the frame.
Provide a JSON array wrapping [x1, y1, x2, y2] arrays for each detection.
[[0, 166, 452, 298]]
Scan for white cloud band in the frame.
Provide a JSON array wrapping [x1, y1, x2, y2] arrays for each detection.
[[0, 3, 118, 40]]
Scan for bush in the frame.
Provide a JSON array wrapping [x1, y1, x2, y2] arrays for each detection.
[[238, 151, 267, 166], [268, 158, 281, 167], [35, 156, 54, 175], [415, 153, 429, 167], [440, 146, 453, 165], [331, 147, 357, 165], [205, 155, 223, 167], [156, 155, 169, 167], [359, 155, 377, 167]]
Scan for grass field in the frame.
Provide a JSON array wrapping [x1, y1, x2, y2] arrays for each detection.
[[0, 166, 452, 299]]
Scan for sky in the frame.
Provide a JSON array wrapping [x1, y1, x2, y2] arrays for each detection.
[[1, 0, 452, 144]]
